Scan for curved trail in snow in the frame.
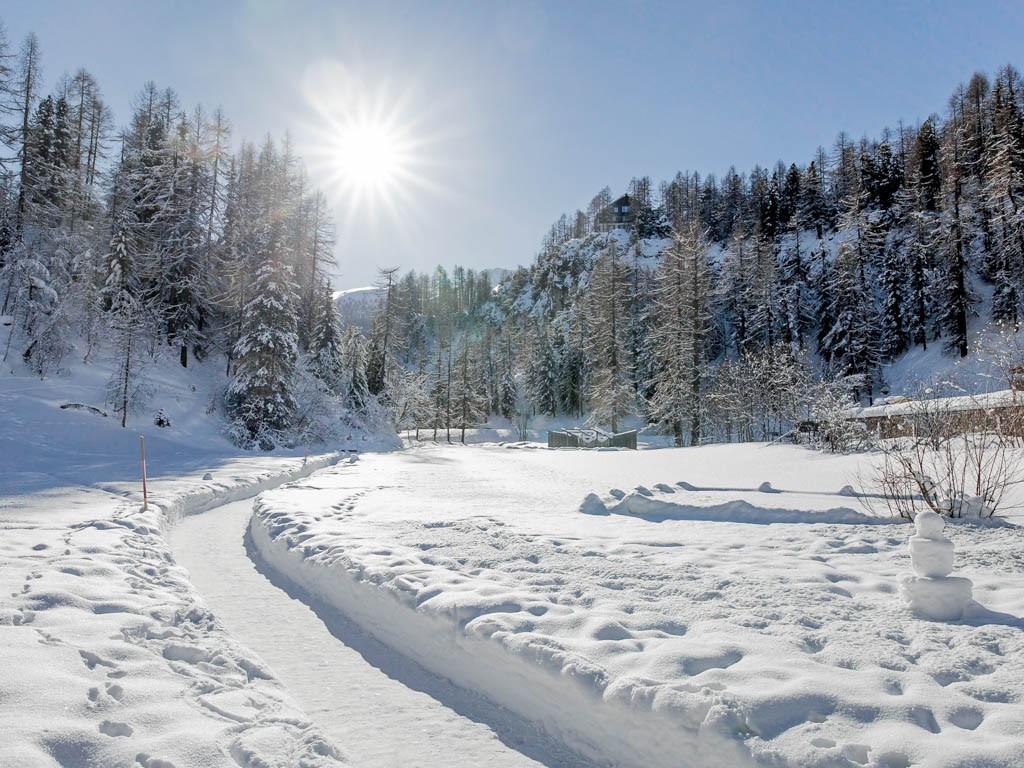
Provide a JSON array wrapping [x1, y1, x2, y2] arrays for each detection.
[[169, 497, 580, 768]]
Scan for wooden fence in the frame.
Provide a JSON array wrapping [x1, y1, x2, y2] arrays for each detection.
[[548, 429, 638, 449]]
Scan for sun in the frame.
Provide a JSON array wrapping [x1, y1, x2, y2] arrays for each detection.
[[300, 59, 465, 253], [331, 119, 407, 194], [301, 61, 426, 211]]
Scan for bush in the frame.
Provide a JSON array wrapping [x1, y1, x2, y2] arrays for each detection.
[[867, 391, 1023, 520]]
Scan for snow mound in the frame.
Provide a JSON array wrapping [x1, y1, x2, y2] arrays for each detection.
[[581, 482, 891, 526]]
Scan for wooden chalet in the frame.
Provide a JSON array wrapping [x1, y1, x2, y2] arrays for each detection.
[[846, 389, 1024, 440], [595, 194, 636, 232]]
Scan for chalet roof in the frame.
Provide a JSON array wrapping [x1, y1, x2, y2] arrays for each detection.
[[845, 389, 1022, 419]]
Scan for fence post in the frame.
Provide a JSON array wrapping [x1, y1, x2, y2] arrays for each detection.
[[140, 435, 148, 511]]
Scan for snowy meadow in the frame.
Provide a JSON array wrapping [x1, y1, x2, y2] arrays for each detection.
[[249, 442, 1024, 768], [2, 360, 1024, 767]]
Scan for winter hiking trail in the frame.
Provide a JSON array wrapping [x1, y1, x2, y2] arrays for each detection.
[[169, 495, 586, 768], [0, 452, 352, 767]]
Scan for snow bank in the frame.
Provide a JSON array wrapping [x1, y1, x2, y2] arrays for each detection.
[[249, 444, 1024, 768], [581, 483, 894, 525], [249, 486, 750, 768]]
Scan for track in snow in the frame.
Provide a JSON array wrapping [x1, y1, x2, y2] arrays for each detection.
[[169, 497, 587, 768]]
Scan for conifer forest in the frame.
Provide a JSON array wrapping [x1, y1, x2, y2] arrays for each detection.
[[3, 23, 1024, 448]]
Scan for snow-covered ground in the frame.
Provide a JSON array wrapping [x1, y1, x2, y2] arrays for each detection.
[[250, 443, 1024, 768], [0, 450, 350, 767], [170, 497, 580, 768], [4, 350, 1024, 767], [0, 359, 357, 766]]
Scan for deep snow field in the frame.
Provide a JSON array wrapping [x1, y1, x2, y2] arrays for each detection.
[[250, 443, 1024, 768], [2, 352, 1024, 767]]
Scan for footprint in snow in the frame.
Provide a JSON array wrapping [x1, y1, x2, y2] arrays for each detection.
[[136, 752, 177, 768], [80, 649, 117, 670], [99, 720, 133, 738]]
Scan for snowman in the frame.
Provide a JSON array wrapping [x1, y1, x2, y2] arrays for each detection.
[[899, 509, 973, 621]]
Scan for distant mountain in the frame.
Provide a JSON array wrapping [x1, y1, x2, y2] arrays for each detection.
[[334, 286, 385, 330]]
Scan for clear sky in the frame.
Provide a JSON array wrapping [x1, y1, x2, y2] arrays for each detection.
[[5, 1, 1024, 288]]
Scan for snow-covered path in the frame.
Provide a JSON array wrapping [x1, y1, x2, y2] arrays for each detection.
[[169, 497, 576, 768]]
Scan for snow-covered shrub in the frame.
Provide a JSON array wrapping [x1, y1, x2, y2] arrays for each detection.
[[809, 377, 870, 453], [153, 409, 171, 428], [289, 366, 341, 447], [869, 391, 1022, 520]]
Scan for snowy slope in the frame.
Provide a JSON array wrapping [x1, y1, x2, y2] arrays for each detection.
[[250, 443, 1024, 768], [0, 356, 360, 766]]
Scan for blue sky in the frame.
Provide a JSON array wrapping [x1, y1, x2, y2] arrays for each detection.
[[6, 1, 1024, 287]]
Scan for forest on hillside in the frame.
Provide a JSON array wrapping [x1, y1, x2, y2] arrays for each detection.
[[2, 18, 1023, 447], [0, 26, 345, 448], [355, 65, 1024, 446]]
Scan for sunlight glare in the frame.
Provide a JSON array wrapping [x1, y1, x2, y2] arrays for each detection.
[[300, 58, 472, 257], [333, 120, 404, 192]]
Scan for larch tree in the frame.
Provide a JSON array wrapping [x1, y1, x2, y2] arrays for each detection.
[[648, 223, 713, 446], [582, 237, 635, 433]]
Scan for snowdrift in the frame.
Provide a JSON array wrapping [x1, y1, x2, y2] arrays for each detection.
[[249, 489, 751, 768]]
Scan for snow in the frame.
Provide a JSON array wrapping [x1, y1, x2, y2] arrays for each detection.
[[900, 511, 974, 622], [4, 350, 1024, 767], [169, 498, 572, 768], [850, 387, 1022, 420], [0, 356, 358, 766], [0, 452, 348, 767], [248, 443, 1024, 767]]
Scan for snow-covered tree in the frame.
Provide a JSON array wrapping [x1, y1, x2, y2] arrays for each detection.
[[582, 237, 635, 432], [306, 281, 344, 393], [648, 223, 712, 445], [225, 259, 300, 449], [102, 224, 151, 428]]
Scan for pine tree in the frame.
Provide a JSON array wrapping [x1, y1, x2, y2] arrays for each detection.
[[340, 324, 370, 416], [940, 85, 974, 357], [525, 323, 558, 417], [879, 246, 907, 359], [800, 160, 828, 239], [719, 225, 755, 353], [821, 235, 881, 395], [366, 266, 400, 397], [914, 119, 943, 214], [307, 281, 344, 393], [226, 259, 300, 449], [102, 222, 150, 428], [984, 66, 1024, 325], [451, 339, 488, 442], [906, 214, 935, 350]]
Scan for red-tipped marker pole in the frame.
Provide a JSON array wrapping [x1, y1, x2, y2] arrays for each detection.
[[140, 435, 148, 510]]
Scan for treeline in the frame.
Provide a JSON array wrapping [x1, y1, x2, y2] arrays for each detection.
[[0, 25, 347, 448], [4, 22, 1022, 450], [361, 65, 1024, 445]]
